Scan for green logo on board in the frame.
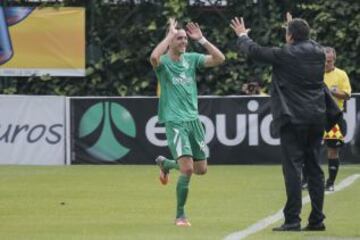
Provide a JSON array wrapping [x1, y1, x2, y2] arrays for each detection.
[[79, 102, 136, 161]]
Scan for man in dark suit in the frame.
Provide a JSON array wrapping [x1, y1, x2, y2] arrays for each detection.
[[230, 15, 326, 231]]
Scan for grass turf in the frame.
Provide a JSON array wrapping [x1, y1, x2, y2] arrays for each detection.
[[0, 165, 359, 240]]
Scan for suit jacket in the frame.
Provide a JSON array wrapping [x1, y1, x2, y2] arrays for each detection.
[[351, 114, 360, 155], [237, 36, 328, 134]]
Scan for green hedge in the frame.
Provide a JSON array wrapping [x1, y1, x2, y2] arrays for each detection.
[[1, 0, 359, 95]]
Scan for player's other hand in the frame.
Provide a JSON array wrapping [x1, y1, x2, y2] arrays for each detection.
[[186, 22, 203, 41]]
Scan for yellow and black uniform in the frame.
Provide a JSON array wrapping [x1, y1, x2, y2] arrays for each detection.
[[323, 67, 352, 147]]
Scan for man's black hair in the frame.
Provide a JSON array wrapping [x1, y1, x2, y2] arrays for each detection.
[[287, 18, 310, 42]]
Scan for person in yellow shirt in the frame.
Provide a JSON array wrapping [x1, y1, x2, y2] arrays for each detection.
[[322, 47, 351, 191]]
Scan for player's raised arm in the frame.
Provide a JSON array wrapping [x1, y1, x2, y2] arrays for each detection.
[[149, 18, 178, 68], [186, 22, 225, 67]]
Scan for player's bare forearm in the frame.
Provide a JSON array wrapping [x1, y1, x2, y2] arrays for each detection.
[[186, 21, 225, 67], [149, 35, 173, 68], [150, 18, 177, 68], [202, 41, 225, 67]]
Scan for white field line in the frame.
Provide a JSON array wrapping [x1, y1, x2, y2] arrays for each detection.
[[223, 174, 360, 240]]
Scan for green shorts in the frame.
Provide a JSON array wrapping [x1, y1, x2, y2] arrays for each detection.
[[165, 118, 207, 161]]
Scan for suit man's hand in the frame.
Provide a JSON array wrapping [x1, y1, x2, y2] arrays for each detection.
[[286, 12, 293, 23], [230, 17, 250, 37]]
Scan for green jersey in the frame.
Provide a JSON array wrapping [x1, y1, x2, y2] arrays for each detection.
[[155, 52, 205, 123]]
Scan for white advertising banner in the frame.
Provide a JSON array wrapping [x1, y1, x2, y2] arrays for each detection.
[[0, 95, 65, 165]]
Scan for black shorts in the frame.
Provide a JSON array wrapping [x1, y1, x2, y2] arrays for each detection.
[[325, 139, 344, 148], [325, 117, 346, 148]]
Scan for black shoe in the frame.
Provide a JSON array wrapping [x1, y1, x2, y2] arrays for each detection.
[[302, 222, 326, 231], [272, 223, 301, 231]]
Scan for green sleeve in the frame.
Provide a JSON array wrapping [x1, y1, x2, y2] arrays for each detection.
[[154, 55, 166, 73], [188, 52, 205, 69], [197, 54, 206, 69]]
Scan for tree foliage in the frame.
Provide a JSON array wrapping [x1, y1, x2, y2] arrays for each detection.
[[1, 0, 359, 96]]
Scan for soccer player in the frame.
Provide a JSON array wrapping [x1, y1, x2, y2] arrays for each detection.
[[149, 18, 225, 227], [322, 47, 352, 191]]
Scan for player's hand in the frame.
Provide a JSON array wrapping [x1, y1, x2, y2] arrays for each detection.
[[230, 17, 250, 37], [167, 18, 178, 37], [186, 22, 203, 41]]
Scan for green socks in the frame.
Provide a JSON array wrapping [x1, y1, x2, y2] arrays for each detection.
[[176, 175, 191, 218], [162, 158, 179, 171], [161, 158, 188, 218]]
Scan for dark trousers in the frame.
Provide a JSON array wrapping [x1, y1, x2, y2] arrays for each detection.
[[280, 123, 325, 224]]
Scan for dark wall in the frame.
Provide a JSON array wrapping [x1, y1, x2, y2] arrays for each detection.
[[70, 95, 360, 164]]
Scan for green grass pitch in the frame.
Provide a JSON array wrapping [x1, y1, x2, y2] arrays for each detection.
[[0, 164, 359, 240]]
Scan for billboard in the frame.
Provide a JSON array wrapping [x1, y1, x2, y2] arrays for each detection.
[[0, 95, 66, 165], [0, 7, 85, 76], [69, 95, 359, 164]]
